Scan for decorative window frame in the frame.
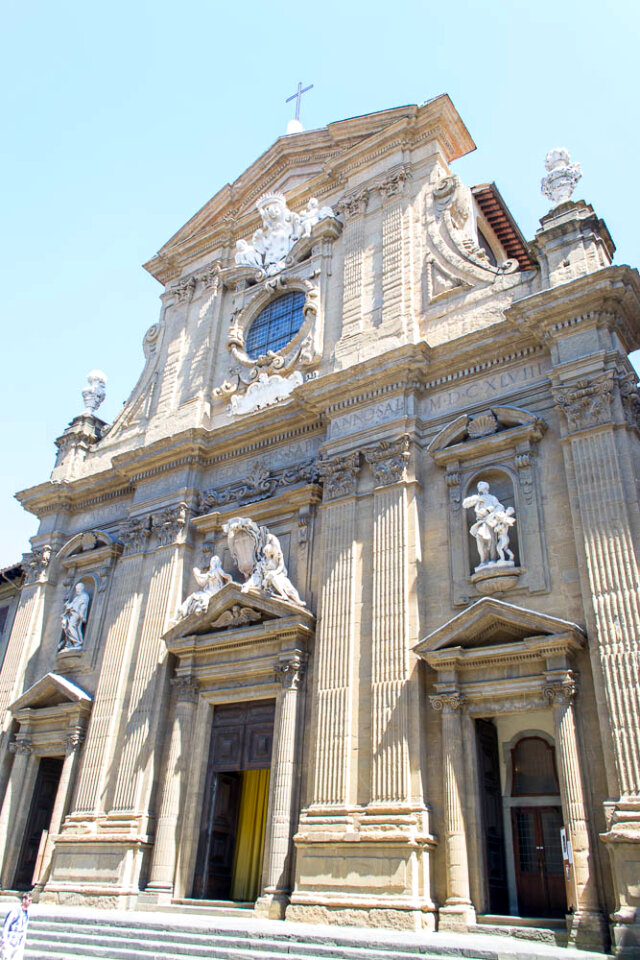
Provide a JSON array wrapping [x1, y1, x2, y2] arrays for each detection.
[[428, 405, 549, 605], [55, 530, 123, 672]]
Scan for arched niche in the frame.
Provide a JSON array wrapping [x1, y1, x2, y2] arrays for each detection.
[[463, 467, 521, 573]]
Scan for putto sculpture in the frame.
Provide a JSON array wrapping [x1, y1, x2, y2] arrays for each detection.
[[59, 582, 91, 651], [234, 192, 335, 276], [82, 369, 107, 415], [462, 481, 516, 570], [173, 518, 305, 622], [175, 555, 232, 621], [541, 148, 582, 207]]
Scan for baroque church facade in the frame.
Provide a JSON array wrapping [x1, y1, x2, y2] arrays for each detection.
[[1, 97, 640, 957]]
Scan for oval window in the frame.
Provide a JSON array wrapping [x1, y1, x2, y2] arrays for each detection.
[[245, 292, 306, 360]]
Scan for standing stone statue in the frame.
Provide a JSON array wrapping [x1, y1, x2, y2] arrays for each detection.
[[175, 555, 232, 621], [59, 582, 91, 651], [259, 533, 305, 605], [462, 481, 516, 570]]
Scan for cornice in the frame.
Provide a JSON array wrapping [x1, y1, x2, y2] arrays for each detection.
[[505, 265, 640, 352]]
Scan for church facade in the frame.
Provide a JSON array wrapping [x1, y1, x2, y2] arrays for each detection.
[[1, 97, 640, 957]]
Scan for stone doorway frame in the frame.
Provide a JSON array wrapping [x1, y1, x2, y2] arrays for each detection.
[[414, 598, 607, 950], [144, 582, 314, 920]]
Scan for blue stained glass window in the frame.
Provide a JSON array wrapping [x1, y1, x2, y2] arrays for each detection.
[[245, 292, 306, 360]]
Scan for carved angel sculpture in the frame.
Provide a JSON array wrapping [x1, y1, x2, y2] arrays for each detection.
[[259, 533, 305, 605], [175, 555, 232, 621], [299, 197, 335, 237]]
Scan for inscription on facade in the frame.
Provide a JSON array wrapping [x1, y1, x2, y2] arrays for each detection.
[[422, 361, 550, 419], [330, 396, 406, 439]]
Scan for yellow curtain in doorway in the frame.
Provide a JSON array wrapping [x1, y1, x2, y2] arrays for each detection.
[[230, 768, 270, 901]]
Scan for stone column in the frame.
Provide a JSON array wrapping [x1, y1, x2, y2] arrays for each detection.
[[0, 739, 38, 888], [544, 674, 606, 950], [363, 437, 411, 805], [430, 692, 475, 930], [310, 453, 360, 807], [553, 374, 640, 956], [256, 652, 306, 919], [145, 675, 199, 901]]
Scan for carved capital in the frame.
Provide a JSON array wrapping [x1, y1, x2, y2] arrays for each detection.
[[171, 675, 199, 704], [65, 727, 86, 755], [337, 187, 369, 219], [553, 374, 614, 432], [619, 371, 640, 432], [445, 470, 460, 488], [363, 435, 411, 486], [317, 452, 360, 501], [544, 674, 579, 705], [152, 502, 190, 547], [377, 165, 411, 199], [120, 515, 152, 555], [198, 261, 222, 293], [9, 739, 33, 756], [275, 654, 307, 690], [23, 544, 52, 585], [171, 275, 197, 303], [430, 692, 466, 713]]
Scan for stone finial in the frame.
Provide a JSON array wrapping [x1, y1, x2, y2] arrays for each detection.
[[82, 370, 107, 415], [541, 148, 582, 206]]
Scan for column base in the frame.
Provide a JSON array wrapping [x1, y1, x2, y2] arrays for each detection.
[[566, 910, 608, 953], [138, 885, 174, 908], [438, 902, 476, 932], [601, 802, 640, 958], [610, 909, 640, 959], [254, 891, 289, 920]]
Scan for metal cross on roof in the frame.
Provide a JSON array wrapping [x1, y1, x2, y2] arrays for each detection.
[[285, 81, 314, 122]]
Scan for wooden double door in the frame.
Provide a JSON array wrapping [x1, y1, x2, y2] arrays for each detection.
[[193, 700, 274, 902], [511, 806, 566, 917]]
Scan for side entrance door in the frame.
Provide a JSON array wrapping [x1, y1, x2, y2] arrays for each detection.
[[14, 757, 63, 889], [511, 806, 566, 917]]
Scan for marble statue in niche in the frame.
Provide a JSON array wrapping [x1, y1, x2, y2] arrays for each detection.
[[462, 481, 516, 570], [59, 582, 91, 651], [175, 556, 232, 620]]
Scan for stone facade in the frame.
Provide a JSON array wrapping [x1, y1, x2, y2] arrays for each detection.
[[2, 97, 640, 957]]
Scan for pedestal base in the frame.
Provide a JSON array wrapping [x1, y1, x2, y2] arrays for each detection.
[[566, 910, 608, 953], [254, 891, 289, 920], [438, 902, 476, 932]]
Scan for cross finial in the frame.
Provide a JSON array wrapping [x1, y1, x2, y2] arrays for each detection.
[[285, 81, 313, 133]]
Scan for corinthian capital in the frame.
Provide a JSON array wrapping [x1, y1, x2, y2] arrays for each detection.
[[363, 434, 411, 486], [317, 452, 360, 501], [152, 502, 190, 547], [552, 374, 614, 432], [9, 739, 33, 756], [120, 515, 152, 555], [275, 653, 307, 690], [23, 545, 52, 585]]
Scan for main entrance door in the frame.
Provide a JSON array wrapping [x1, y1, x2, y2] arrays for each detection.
[[14, 756, 63, 889], [193, 700, 274, 901]]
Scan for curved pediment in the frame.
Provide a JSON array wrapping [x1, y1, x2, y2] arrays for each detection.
[[428, 405, 547, 465], [163, 582, 314, 644], [414, 598, 585, 654]]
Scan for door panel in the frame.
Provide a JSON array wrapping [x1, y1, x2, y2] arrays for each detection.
[[14, 757, 63, 890], [512, 806, 567, 917], [476, 719, 509, 914]]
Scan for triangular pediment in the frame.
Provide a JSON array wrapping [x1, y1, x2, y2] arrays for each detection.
[[414, 598, 585, 654], [144, 97, 474, 284], [163, 581, 314, 642], [9, 673, 92, 712]]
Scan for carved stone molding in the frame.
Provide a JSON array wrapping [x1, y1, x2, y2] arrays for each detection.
[[553, 375, 614, 432], [210, 604, 262, 630], [377, 164, 411, 199], [363, 435, 411, 486], [430, 693, 466, 713], [543, 674, 579, 705], [151, 502, 190, 547], [198, 459, 318, 514], [317, 452, 360, 501], [275, 653, 307, 690], [171, 676, 199, 704], [120, 515, 152, 555], [23, 545, 52, 585], [9, 739, 33, 756]]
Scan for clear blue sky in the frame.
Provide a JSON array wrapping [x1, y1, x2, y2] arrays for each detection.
[[1, 0, 639, 566]]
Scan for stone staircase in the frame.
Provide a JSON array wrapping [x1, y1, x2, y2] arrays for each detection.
[[16, 905, 614, 960]]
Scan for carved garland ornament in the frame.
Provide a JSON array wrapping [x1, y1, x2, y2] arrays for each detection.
[[198, 459, 318, 514]]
